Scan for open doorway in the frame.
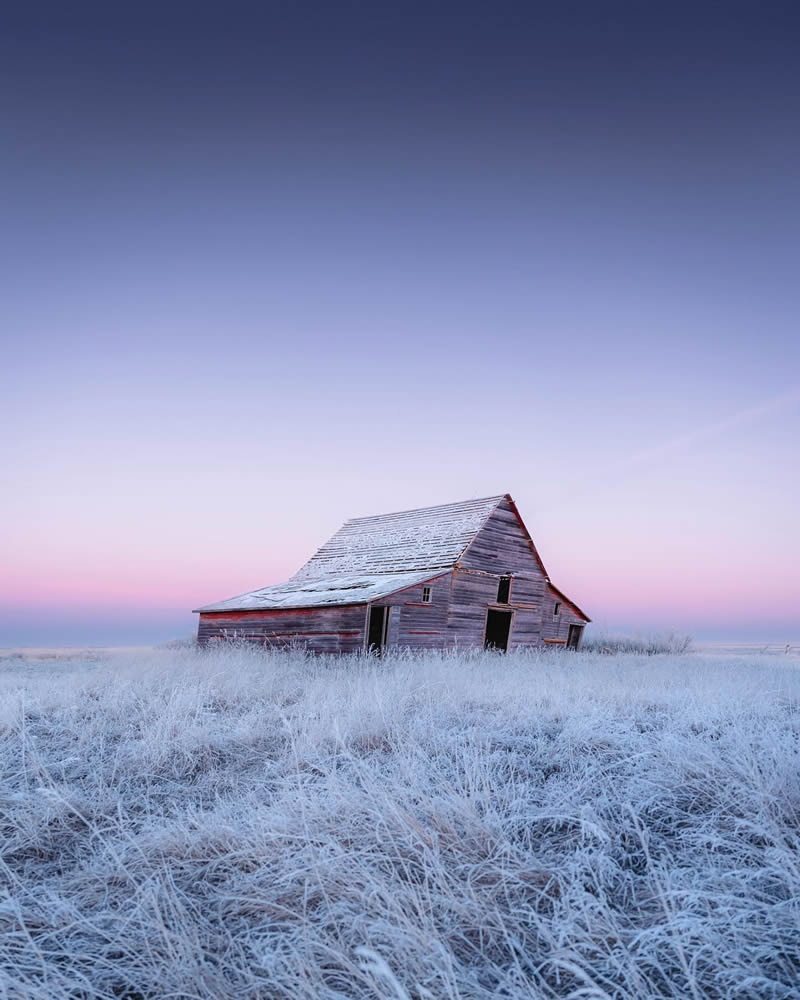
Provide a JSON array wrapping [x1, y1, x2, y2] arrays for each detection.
[[567, 624, 584, 650], [367, 605, 390, 655], [484, 609, 513, 652]]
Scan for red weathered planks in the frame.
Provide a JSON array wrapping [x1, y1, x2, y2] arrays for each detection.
[[198, 604, 368, 654]]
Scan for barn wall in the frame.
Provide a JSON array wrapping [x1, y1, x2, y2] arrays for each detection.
[[372, 572, 453, 651], [509, 608, 543, 648], [442, 571, 540, 650], [449, 496, 549, 649], [540, 591, 587, 645], [446, 569, 496, 647], [197, 605, 367, 654]]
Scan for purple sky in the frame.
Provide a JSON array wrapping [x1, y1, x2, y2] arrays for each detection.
[[2, 2, 799, 645]]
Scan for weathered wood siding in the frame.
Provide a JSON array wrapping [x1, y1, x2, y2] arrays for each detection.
[[460, 497, 547, 579], [197, 605, 367, 654], [509, 608, 543, 648], [195, 496, 588, 654], [449, 497, 549, 649], [444, 571, 540, 650], [446, 569, 496, 647], [372, 572, 453, 650], [541, 591, 586, 645]]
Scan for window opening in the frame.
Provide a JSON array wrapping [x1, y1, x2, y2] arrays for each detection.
[[421, 586, 432, 603], [497, 576, 511, 604]]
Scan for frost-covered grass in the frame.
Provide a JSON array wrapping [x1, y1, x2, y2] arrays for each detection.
[[580, 632, 693, 656], [1, 646, 799, 999]]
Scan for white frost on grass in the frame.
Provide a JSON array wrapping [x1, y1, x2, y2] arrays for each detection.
[[1, 646, 799, 999]]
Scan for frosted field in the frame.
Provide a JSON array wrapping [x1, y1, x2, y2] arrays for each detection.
[[1, 646, 799, 999]]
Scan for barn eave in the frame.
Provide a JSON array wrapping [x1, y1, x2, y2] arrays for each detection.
[[193, 569, 450, 614], [548, 582, 591, 623]]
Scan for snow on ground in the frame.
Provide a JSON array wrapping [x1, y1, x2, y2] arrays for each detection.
[[1, 645, 799, 999]]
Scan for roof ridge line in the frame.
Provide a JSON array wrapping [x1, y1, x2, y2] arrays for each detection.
[[343, 493, 506, 524]]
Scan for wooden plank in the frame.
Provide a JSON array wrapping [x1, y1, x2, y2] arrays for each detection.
[[458, 497, 549, 581], [541, 586, 587, 642], [198, 605, 367, 654], [373, 571, 453, 650]]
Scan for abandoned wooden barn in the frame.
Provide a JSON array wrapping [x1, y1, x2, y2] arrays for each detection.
[[194, 493, 590, 653]]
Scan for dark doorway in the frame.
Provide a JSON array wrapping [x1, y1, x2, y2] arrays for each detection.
[[567, 625, 584, 650], [367, 605, 390, 655], [484, 609, 513, 652]]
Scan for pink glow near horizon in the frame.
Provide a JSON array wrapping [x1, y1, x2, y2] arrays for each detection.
[[3, 385, 799, 641]]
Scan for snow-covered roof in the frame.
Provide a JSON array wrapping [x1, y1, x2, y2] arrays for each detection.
[[195, 570, 447, 613], [196, 495, 505, 613], [293, 494, 505, 579]]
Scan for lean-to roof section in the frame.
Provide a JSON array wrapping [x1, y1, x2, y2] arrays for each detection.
[[548, 583, 592, 623], [195, 570, 448, 613]]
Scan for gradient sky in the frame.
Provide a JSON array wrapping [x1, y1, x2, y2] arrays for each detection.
[[2, 2, 799, 645]]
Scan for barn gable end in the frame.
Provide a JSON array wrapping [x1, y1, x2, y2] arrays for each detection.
[[448, 496, 550, 650], [458, 496, 548, 579]]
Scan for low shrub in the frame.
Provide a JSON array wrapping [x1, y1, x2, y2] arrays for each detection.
[[581, 630, 693, 655]]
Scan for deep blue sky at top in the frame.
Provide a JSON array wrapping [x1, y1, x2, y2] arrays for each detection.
[[5, 0, 798, 403], [2, 2, 799, 644]]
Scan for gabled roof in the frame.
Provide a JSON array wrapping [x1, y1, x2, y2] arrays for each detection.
[[195, 495, 504, 613], [194, 492, 588, 619], [196, 570, 447, 613], [292, 494, 505, 579]]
